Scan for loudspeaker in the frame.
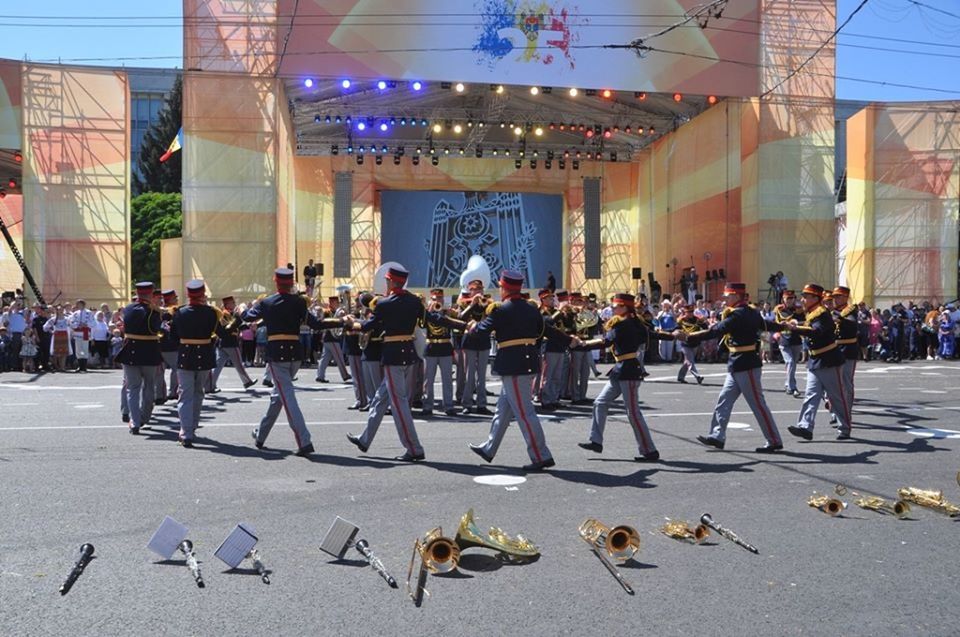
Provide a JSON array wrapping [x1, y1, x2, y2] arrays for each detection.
[[334, 172, 353, 277], [318, 263, 324, 276], [583, 177, 601, 279], [631, 267, 643, 280], [718, 268, 726, 279]]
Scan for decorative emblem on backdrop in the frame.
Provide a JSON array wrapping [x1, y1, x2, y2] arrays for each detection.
[[473, 0, 584, 68], [425, 193, 537, 288]]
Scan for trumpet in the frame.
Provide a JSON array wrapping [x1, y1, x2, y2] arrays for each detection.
[[855, 496, 911, 519], [578, 518, 639, 595], [406, 528, 460, 606], [808, 493, 845, 517], [897, 487, 960, 517], [659, 520, 710, 543]]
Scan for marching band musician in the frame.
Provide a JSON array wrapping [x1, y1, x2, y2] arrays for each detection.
[[342, 297, 368, 410], [453, 290, 471, 405], [552, 290, 576, 401], [774, 290, 805, 397], [568, 292, 594, 405], [458, 280, 493, 415], [357, 292, 383, 412], [681, 282, 786, 453], [171, 280, 223, 447], [242, 268, 344, 456], [467, 270, 574, 471], [116, 282, 163, 435], [784, 283, 852, 441], [208, 295, 256, 393], [346, 265, 428, 461], [575, 293, 670, 462], [315, 296, 351, 384], [537, 288, 567, 411], [676, 304, 706, 384], [157, 289, 180, 403], [422, 288, 462, 417], [829, 286, 859, 427], [150, 290, 167, 403]]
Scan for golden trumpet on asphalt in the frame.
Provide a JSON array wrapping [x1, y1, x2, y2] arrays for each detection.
[[897, 487, 960, 517], [406, 528, 460, 606], [854, 496, 911, 519], [808, 493, 845, 516], [659, 520, 710, 543]]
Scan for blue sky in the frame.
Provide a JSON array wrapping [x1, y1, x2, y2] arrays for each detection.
[[0, 0, 957, 102]]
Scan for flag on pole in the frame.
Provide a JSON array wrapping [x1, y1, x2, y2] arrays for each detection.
[[159, 127, 183, 162]]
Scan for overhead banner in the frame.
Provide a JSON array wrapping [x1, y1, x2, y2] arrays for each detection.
[[275, 0, 762, 95]]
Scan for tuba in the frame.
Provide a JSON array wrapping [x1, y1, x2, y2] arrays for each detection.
[[406, 527, 460, 606], [578, 518, 639, 594], [373, 261, 406, 296], [454, 509, 539, 560], [459, 254, 492, 293], [575, 309, 599, 332]]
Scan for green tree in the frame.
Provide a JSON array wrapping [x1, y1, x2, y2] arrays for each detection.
[[134, 74, 182, 195], [131, 192, 182, 285]]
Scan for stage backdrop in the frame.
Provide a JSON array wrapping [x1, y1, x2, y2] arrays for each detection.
[[381, 190, 562, 289]]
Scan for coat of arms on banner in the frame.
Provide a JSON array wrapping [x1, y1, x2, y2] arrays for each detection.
[[473, 0, 583, 69], [424, 192, 537, 288]]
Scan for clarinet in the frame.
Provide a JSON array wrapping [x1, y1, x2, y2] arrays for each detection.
[[354, 539, 398, 588], [178, 540, 205, 588], [700, 514, 758, 554], [248, 549, 270, 584], [59, 543, 95, 595]]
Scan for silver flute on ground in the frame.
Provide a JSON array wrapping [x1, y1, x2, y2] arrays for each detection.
[[178, 540, 205, 588], [59, 543, 95, 595], [699, 514, 758, 554], [354, 539, 398, 588]]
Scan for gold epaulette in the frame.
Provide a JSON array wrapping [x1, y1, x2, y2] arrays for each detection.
[[721, 306, 734, 319], [805, 305, 827, 325], [484, 301, 500, 316], [603, 315, 624, 331], [527, 299, 540, 308], [840, 305, 856, 318]]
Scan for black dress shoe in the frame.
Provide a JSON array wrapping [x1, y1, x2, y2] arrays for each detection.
[[787, 425, 813, 441], [251, 430, 264, 449], [836, 431, 851, 440], [522, 458, 556, 472], [828, 414, 838, 425], [346, 433, 368, 453], [154, 397, 167, 405], [122, 413, 130, 423], [697, 435, 725, 450], [677, 378, 688, 384], [179, 438, 193, 448], [420, 410, 433, 417], [347, 402, 361, 410], [357, 406, 370, 412], [344, 375, 352, 382], [469, 443, 493, 463], [243, 379, 256, 389], [262, 379, 273, 388], [444, 408, 459, 416], [128, 425, 139, 435], [696, 375, 704, 385], [578, 441, 603, 453], [460, 407, 473, 416], [295, 443, 315, 457], [634, 450, 660, 462], [475, 407, 493, 415], [394, 452, 425, 462], [315, 378, 328, 383], [412, 399, 423, 409], [539, 404, 558, 412], [573, 399, 594, 405], [755, 443, 783, 453]]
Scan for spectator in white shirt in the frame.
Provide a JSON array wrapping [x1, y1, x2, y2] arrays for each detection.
[[91, 311, 111, 369]]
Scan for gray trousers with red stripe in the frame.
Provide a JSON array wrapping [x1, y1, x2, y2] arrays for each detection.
[[347, 354, 366, 406], [589, 379, 657, 455], [210, 346, 253, 389], [317, 342, 350, 381], [475, 374, 552, 464], [253, 361, 311, 450], [357, 364, 423, 456], [708, 368, 782, 445], [796, 365, 851, 436]]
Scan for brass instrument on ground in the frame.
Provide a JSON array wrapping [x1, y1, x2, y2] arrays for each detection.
[[897, 487, 960, 517], [808, 493, 845, 517], [406, 528, 460, 606], [454, 509, 539, 560], [855, 496, 911, 519], [659, 520, 710, 543], [699, 514, 758, 553], [578, 518, 639, 595]]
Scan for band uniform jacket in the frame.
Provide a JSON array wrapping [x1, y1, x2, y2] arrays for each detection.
[[582, 315, 672, 381], [159, 306, 180, 353], [834, 305, 860, 361], [218, 310, 242, 348], [116, 301, 163, 366], [360, 289, 424, 366], [802, 305, 844, 371], [241, 293, 341, 362], [694, 306, 781, 373], [774, 303, 805, 347], [458, 301, 492, 351], [423, 310, 464, 357], [472, 298, 570, 376], [541, 308, 572, 353], [172, 304, 223, 371]]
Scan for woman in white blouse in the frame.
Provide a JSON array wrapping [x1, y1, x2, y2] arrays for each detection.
[[44, 305, 73, 372]]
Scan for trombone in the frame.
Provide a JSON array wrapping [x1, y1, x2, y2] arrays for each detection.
[[406, 528, 460, 606], [578, 518, 639, 595]]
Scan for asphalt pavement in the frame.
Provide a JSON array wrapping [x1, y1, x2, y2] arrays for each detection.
[[1, 359, 958, 636]]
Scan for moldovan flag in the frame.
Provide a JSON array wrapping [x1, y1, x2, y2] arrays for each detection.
[[159, 128, 183, 162]]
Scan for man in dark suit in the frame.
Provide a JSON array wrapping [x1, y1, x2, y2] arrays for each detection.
[[116, 282, 163, 434]]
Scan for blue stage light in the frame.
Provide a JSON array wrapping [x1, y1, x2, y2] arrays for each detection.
[[341, 79, 351, 89], [377, 80, 387, 90], [379, 122, 389, 132], [412, 81, 423, 91], [357, 121, 366, 131], [304, 78, 314, 88]]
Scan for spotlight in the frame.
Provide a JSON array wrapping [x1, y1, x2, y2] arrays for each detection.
[[548, 123, 555, 130], [572, 160, 580, 170], [356, 155, 364, 165], [345, 116, 352, 124], [412, 81, 423, 91], [492, 149, 499, 156], [563, 150, 570, 158], [673, 92, 682, 102], [519, 149, 525, 158], [7, 178, 17, 189], [477, 120, 485, 128], [432, 155, 440, 166], [559, 158, 566, 169], [358, 145, 365, 153], [377, 80, 387, 90], [429, 146, 436, 155], [625, 125, 632, 133], [601, 89, 613, 99], [610, 152, 617, 162], [559, 124, 566, 131], [381, 145, 388, 153], [530, 160, 537, 169], [533, 150, 539, 157], [499, 121, 506, 128], [513, 126, 523, 136], [603, 128, 612, 139], [14, 152, 22, 162], [389, 117, 396, 126], [578, 124, 585, 132], [393, 155, 401, 165], [335, 115, 342, 124], [568, 87, 579, 97], [375, 155, 383, 165], [707, 95, 718, 105], [325, 115, 331, 123], [504, 149, 511, 156], [341, 79, 351, 89], [476, 147, 483, 158], [637, 127, 644, 135], [545, 160, 552, 169], [530, 86, 540, 96], [444, 147, 450, 155], [466, 120, 474, 128], [331, 144, 339, 155], [357, 121, 367, 131], [613, 125, 620, 133], [649, 126, 656, 135], [453, 124, 463, 134], [515, 159, 522, 169], [495, 84, 505, 94], [458, 147, 465, 155], [421, 118, 428, 127], [379, 122, 388, 132], [415, 146, 422, 155], [397, 146, 405, 156], [346, 145, 354, 154], [304, 78, 314, 88], [412, 155, 420, 165], [314, 114, 321, 123], [634, 91, 647, 100], [399, 117, 407, 126], [585, 128, 594, 138], [454, 82, 465, 93], [534, 127, 543, 137], [433, 123, 442, 133], [575, 151, 581, 159]]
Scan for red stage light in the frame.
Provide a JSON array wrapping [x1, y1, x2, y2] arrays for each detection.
[[585, 129, 594, 138], [14, 151, 22, 163], [0, 190, 5, 199], [558, 124, 566, 131], [7, 178, 16, 189], [603, 129, 612, 139], [673, 93, 682, 102], [707, 95, 718, 105], [635, 92, 647, 101]]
